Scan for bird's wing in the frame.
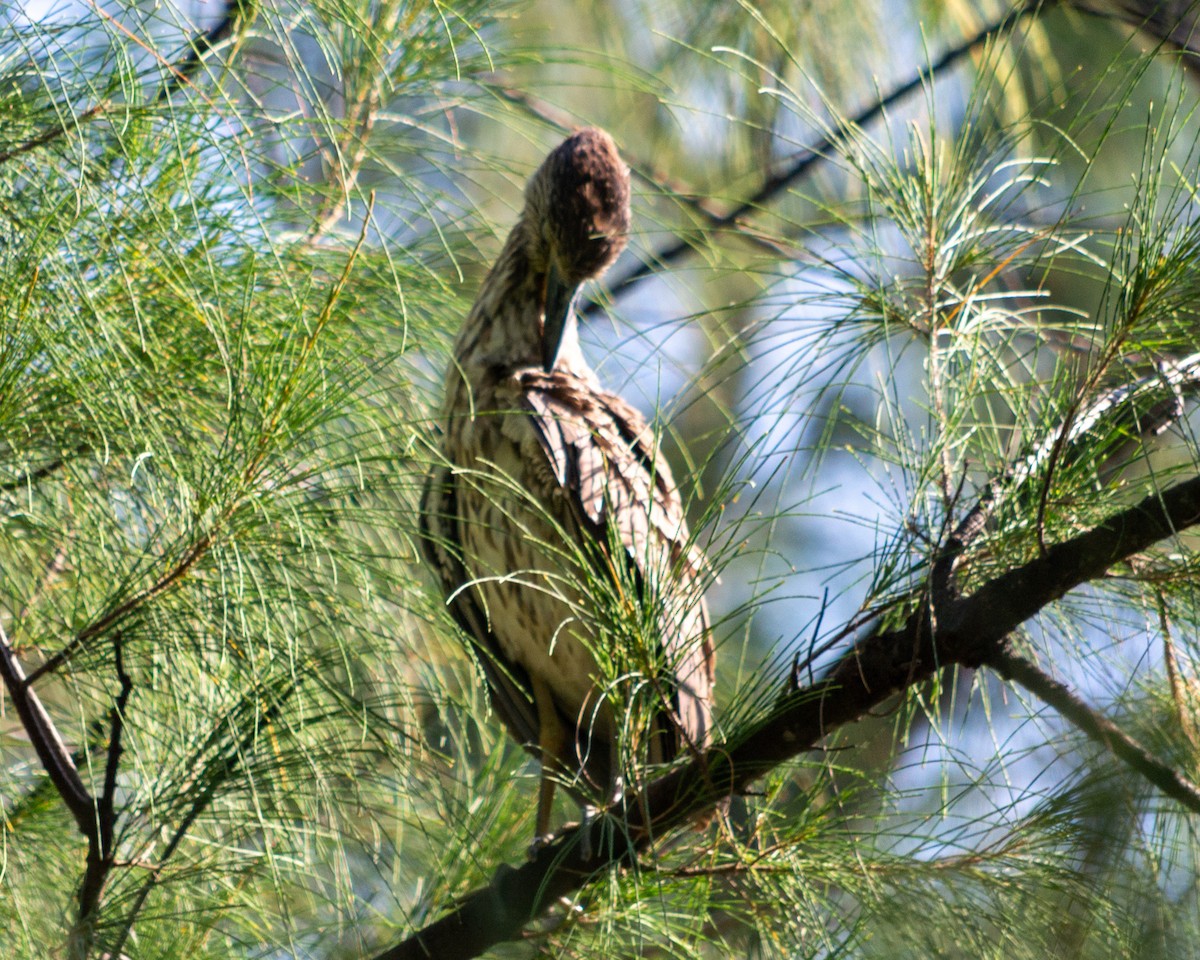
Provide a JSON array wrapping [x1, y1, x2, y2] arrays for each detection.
[[516, 369, 715, 755], [419, 459, 541, 752]]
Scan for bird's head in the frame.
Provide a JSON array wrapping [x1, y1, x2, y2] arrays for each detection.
[[523, 128, 631, 371]]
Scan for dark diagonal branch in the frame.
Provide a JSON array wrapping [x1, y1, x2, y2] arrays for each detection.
[[0, 445, 90, 495], [989, 646, 1200, 809], [0, 103, 108, 168], [0, 457, 66, 492], [381, 470, 1200, 960], [0, 619, 94, 834], [157, 0, 258, 101], [26, 532, 214, 684], [584, 0, 1049, 317]]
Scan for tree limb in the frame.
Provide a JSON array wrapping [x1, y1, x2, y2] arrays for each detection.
[[381, 469, 1200, 960], [0, 619, 94, 835], [988, 646, 1200, 809]]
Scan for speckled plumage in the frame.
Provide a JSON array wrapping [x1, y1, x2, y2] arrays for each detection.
[[421, 129, 714, 835]]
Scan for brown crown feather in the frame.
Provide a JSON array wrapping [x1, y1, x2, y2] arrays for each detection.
[[528, 127, 631, 284]]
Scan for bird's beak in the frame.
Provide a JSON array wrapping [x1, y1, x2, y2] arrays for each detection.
[[542, 261, 579, 372]]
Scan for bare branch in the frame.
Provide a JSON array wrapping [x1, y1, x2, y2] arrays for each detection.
[[988, 646, 1200, 810], [0, 620, 94, 835], [99, 637, 132, 859], [486, 83, 790, 260]]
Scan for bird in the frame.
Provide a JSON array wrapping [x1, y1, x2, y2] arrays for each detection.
[[421, 127, 715, 843]]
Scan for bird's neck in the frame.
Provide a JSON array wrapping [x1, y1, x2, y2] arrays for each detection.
[[451, 227, 589, 376]]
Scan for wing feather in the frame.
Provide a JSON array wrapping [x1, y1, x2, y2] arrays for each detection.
[[518, 370, 715, 756], [419, 461, 541, 750]]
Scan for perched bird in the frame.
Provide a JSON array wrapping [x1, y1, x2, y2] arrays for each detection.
[[421, 128, 714, 841]]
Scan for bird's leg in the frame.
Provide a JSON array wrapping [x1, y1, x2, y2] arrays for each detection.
[[532, 676, 567, 845], [575, 738, 622, 861], [608, 736, 625, 808]]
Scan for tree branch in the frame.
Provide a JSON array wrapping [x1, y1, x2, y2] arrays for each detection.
[[485, 83, 791, 260], [932, 351, 1200, 602], [584, 0, 1050, 318], [0, 103, 108, 168], [25, 532, 213, 684], [0, 619, 94, 835], [0, 456, 68, 493], [987, 646, 1200, 810], [71, 636, 134, 958], [381, 469, 1200, 960]]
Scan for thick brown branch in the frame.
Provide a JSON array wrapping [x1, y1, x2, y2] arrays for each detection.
[[0, 620, 94, 835], [381, 471, 1200, 960]]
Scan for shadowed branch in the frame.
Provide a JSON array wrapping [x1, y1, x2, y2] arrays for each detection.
[[584, 0, 1050, 317], [0, 619, 94, 834], [71, 637, 134, 956]]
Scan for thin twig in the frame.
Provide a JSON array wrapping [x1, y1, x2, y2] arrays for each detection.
[[156, 0, 256, 102], [0, 456, 68, 493], [0, 103, 108, 167], [100, 636, 132, 860], [72, 636, 134, 955], [1156, 588, 1198, 748], [25, 532, 213, 684]]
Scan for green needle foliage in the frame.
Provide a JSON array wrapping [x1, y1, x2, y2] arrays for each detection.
[[4, 1, 1200, 959]]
